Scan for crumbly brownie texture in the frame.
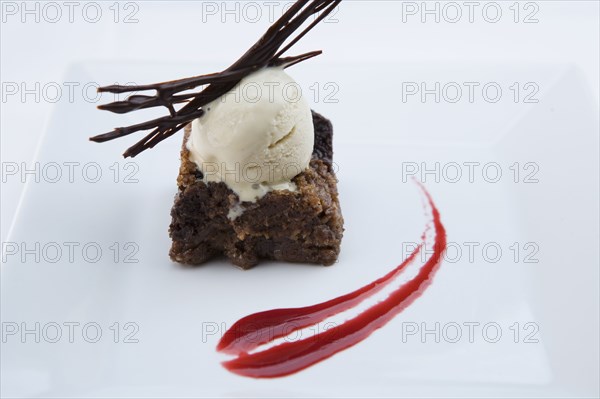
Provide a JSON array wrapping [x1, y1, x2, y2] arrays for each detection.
[[169, 111, 344, 269]]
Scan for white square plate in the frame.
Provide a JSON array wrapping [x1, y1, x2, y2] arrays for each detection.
[[1, 60, 598, 398]]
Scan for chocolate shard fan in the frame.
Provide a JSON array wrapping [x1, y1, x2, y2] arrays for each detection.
[[91, 0, 340, 158]]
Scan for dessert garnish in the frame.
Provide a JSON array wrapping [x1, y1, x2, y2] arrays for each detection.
[[216, 183, 447, 378], [90, 0, 340, 158]]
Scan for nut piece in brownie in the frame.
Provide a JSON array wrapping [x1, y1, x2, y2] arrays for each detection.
[[169, 110, 343, 269]]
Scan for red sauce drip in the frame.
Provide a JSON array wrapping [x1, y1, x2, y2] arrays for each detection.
[[217, 184, 447, 378]]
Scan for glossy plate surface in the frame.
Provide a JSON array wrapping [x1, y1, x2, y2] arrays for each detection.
[[1, 60, 598, 397]]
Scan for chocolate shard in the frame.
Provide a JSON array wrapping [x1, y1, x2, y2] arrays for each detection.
[[92, 0, 341, 158]]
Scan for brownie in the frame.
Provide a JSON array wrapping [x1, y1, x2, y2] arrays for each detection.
[[169, 110, 344, 269]]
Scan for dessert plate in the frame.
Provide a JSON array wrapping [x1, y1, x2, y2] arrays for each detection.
[[1, 61, 598, 398]]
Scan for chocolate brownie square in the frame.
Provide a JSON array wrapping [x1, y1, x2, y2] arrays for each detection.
[[169, 110, 343, 269]]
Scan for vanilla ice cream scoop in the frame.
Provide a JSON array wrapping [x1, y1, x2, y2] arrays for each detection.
[[186, 67, 314, 203]]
